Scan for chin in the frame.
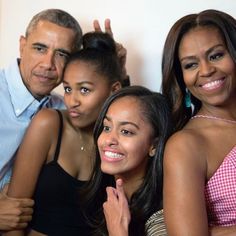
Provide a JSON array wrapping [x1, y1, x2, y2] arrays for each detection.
[[101, 166, 117, 176]]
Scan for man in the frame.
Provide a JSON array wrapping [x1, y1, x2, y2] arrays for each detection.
[[0, 8, 82, 231]]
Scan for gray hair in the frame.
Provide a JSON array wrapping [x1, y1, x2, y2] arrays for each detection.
[[25, 8, 83, 50]]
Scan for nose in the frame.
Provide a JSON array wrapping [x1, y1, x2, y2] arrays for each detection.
[[103, 130, 119, 147], [41, 51, 56, 70], [199, 61, 215, 77], [67, 92, 80, 108]]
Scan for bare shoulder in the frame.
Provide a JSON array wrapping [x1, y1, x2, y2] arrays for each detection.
[[21, 109, 64, 155], [30, 108, 63, 129], [164, 128, 207, 173], [165, 128, 205, 154]]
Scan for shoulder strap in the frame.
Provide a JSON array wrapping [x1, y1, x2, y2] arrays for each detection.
[[53, 109, 63, 162]]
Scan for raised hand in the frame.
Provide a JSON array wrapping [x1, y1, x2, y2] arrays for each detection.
[[93, 19, 129, 86], [103, 179, 131, 236], [93, 18, 113, 36]]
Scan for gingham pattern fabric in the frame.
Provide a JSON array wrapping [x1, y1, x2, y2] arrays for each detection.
[[205, 145, 236, 226]]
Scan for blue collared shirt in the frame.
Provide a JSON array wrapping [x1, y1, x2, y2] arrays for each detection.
[[0, 59, 65, 189]]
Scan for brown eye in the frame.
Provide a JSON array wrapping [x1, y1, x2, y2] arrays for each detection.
[[183, 62, 198, 70], [121, 129, 134, 136], [33, 45, 46, 53], [64, 87, 71, 93], [209, 52, 224, 61], [80, 87, 90, 94], [103, 126, 111, 132]]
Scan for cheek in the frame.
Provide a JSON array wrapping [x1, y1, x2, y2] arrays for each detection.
[[55, 60, 66, 75], [88, 105, 103, 119], [182, 70, 195, 87], [97, 135, 104, 152], [86, 96, 108, 116], [63, 96, 69, 108], [123, 138, 148, 158], [126, 148, 149, 173], [224, 59, 236, 76]]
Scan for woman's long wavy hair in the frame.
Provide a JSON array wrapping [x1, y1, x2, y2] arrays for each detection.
[[82, 85, 173, 236], [161, 9, 236, 131]]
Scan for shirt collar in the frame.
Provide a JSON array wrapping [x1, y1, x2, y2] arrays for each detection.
[[6, 59, 49, 117]]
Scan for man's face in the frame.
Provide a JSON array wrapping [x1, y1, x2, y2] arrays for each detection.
[[19, 20, 76, 99]]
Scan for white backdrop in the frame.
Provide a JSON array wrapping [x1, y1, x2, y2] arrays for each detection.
[[1, 0, 236, 93]]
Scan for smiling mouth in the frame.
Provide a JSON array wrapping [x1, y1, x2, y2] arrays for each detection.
[[201, 78, 225, 91], [102, 151, 125, 162]]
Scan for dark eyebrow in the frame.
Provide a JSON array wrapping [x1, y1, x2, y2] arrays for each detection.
[[180, 55, 196, 62], [32, 42, 47, 48], [104, 116, 140, 129], [62, 80, 94, 85], [206, 44, 225, 55], [180, 44, 225, 62]]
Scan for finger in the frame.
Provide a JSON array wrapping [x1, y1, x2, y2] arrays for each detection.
[[18, 214, 32, 223], [13, 198, 34, 207], [14, 222, 28, 230], [2, 222, 29, 230], [116, 179, 128, 204], [21, 199, 34, 207], [116, 43, 127, 56], [20, 207, 34, 216], [3, 193, 34, 207], [116, 178, 125, 196], [93, 19, 102, 32], [0, 214, 32, 230], [106, 187, 118, 201], [104, 18, 113, 37]]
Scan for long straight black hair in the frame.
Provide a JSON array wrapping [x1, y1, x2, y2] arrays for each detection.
[[82, 85, 173, 236]]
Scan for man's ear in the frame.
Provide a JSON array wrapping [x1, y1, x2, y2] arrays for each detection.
[[19, 36, 27, 58], [111, 81, 122, 93]]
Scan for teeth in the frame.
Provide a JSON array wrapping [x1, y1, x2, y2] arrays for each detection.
[[105, 151, 123, 159], [202, 80, 223, 89]]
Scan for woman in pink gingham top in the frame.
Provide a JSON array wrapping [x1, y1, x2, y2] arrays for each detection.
[[161, 9, 236, 236], [205, 146, 236, 226]]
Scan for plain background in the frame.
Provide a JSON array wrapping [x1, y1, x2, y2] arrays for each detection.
[[1, 0, 236, 93]]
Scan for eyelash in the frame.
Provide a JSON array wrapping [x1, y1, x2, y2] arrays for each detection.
[[183, 52, 225, 70], [56, 51, 69, 60], [33, 46, 46, 52], [121, 129, 134, 136], [209, 52, 224, 61], [80, 87, 90, 94], [184, 63, 197, 70], [33, 46, 69, 61], [103, 126, 110, 132], [64, 86, 71, 93], [102, 125, 134, 136]]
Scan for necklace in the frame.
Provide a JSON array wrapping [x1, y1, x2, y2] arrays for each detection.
[[191, 114, 236, 124], [79, 131, 86, 151]]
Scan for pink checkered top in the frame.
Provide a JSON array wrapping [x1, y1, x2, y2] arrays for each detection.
[[205, 145, 236, 226]]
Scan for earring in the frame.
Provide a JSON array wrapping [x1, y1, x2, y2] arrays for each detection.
[[185, 88, 191, 108], [149, 148, 156, 157]]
